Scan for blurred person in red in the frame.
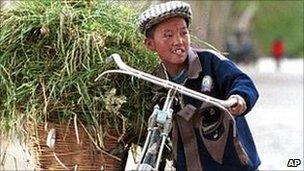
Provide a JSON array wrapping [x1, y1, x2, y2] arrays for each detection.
[[271, 38, 285, 71]]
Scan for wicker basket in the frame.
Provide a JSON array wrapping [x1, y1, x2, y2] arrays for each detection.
[[28, 122, 124, 170]]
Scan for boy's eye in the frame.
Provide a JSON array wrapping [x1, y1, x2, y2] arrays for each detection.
[[181, 30, 189, 36], [164, 33, 173, 38]]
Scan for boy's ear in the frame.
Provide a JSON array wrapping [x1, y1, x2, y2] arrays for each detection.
[[144, 38, 155, 51]]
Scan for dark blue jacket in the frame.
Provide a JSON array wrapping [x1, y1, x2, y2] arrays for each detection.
[[153, 48, 260, 171]]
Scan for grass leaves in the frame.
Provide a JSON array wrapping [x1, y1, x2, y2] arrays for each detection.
[[0, 0, 157, 145]]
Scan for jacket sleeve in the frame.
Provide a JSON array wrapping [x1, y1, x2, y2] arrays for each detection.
[[212, 55, 259, 115]]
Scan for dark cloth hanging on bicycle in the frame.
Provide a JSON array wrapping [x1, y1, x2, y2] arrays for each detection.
[[149, 48, 260, 171]]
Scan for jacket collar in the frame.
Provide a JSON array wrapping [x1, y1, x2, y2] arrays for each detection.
[[187, 48, 202, 79], [153, 47, 202, 80]]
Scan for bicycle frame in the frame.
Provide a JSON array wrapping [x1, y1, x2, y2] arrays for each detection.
[[95, 54, 237, 170]]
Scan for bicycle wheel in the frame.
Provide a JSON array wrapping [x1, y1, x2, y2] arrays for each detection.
[[139, 127, 162, 170]]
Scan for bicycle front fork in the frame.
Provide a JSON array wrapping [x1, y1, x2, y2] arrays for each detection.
[[137, 89, 176, 171], [137, 106, 174, 169]]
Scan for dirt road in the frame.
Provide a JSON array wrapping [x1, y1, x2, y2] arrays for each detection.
[[242, 58, 303, 170]]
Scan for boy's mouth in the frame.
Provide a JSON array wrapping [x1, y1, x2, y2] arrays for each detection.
[[172, 48, 184, 55]]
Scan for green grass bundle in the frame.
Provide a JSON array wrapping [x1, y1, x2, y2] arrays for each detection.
[[0, 0, 158, 145]]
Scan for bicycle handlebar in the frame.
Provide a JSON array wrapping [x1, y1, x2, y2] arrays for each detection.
[[95, 54, 237, 111]]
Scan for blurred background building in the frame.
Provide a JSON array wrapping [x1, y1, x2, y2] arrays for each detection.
[[128, 0, 303, 62]]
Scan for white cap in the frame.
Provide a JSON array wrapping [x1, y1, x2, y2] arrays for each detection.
[[138, 1, 192, 35]]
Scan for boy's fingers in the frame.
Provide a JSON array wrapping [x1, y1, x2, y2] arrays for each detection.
[[230, 106, 241, 115], [232, 104, 246, 115], [228, 94, 247, 115]]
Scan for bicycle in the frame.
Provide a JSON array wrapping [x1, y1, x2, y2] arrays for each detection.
[[95, 54, 237, 171]]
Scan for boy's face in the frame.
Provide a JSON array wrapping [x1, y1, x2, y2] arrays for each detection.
[[145, 17, 190, 67]]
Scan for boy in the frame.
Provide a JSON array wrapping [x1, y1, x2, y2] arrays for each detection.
[[138, 1, 260, 171]]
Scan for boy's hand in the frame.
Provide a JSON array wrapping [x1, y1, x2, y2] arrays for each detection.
[[228, 95, 247, 116]]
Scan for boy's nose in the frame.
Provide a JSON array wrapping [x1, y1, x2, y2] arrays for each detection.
[[173, 34, 183, 45]]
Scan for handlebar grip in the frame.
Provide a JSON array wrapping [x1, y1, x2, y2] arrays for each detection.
[[105, 54, 121, 63], [230, 98, 238, 108], [105, 56, 114, 63], [221, 97, 238, 108]]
